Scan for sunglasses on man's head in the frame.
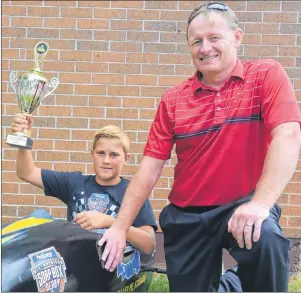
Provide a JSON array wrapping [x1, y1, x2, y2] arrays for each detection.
[[187, 1, 238, 30], [195, 2, 229, 12]]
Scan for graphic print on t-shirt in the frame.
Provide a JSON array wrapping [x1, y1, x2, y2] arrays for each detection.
[[88, 193, 110, 213], [87, 193, 113, 235], [73, 197, 88, 220], [74, 192, 134, 253]]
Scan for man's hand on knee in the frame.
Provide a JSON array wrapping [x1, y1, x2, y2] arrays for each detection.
[[228, 201, 270, 250]]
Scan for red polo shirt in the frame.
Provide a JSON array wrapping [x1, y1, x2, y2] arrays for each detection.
[[144, 59, 301, 207]]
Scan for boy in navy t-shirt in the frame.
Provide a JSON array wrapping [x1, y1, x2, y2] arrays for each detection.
[[12, 113, 157, 258]]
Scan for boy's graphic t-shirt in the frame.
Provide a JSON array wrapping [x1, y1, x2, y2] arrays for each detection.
[[74, 190, 131, 251], [41, 170, 157, 252], [75, 192, 119, 233]]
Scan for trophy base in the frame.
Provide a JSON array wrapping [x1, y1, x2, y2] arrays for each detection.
[[6, 134, 33, 150]]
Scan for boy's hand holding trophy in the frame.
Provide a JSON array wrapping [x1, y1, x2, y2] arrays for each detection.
[[6, 41, 59, 150]]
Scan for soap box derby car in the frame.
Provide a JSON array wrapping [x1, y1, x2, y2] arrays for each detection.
[[1, 213, 160, 292]]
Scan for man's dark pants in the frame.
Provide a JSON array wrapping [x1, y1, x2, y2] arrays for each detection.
[[159, 195, 290, 292]]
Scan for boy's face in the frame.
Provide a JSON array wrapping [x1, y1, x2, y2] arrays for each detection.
[[91, 138, 129, 186]]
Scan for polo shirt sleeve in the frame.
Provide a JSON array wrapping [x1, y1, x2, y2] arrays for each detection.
[[261, 61, 301, 132], [41, 169, 82, 205], [144, 97, 175, 160]]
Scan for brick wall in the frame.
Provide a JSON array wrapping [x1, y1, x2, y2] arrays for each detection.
[[2, 1, 301, 238]]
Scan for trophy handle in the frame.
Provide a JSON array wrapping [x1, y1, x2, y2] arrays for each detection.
[[9, 71, 18, 93], [42, 77, 59, 101]]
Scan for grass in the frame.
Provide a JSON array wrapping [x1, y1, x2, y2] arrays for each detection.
[[148, 265, 301, 292], [148, 272, 169, 292], [289, 265, 301, 292]]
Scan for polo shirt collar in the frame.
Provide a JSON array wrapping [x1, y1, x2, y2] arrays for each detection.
[[192, 58, 245, 93]]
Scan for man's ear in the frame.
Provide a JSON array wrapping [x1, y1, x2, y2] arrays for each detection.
[[234, 28, 243, 48]]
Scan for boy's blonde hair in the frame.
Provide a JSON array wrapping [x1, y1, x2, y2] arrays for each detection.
[[92, 125, 130, 155]]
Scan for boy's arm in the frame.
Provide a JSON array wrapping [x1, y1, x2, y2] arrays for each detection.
[[74, 211, 155, 255], [126, 225, 155, 255], [13, 113, 43, 189]]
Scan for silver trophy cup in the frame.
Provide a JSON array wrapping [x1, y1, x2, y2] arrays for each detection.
[[6, 41, 59, 149]]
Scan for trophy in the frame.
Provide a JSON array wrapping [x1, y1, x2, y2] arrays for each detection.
[[6, 41, 59, 150]]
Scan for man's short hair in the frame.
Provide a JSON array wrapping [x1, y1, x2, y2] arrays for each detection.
[[92, 125, 130, 155], [186, 2, 239, 38]]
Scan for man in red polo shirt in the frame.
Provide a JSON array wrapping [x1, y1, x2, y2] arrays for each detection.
[[99, 2, 301, 292]]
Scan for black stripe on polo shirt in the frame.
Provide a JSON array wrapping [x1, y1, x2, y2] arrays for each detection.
[[174, 125, 222, 139], [226, 114, 262, 124], [174, 115, 261, 140]]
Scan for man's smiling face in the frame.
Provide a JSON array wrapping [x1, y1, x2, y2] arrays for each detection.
[[187, 12, 242, 78]]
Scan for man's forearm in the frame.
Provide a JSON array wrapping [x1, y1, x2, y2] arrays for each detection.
[[112, 173, 156, 231], [252, 134, 301, 208], [112, 157, 164, 232]]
